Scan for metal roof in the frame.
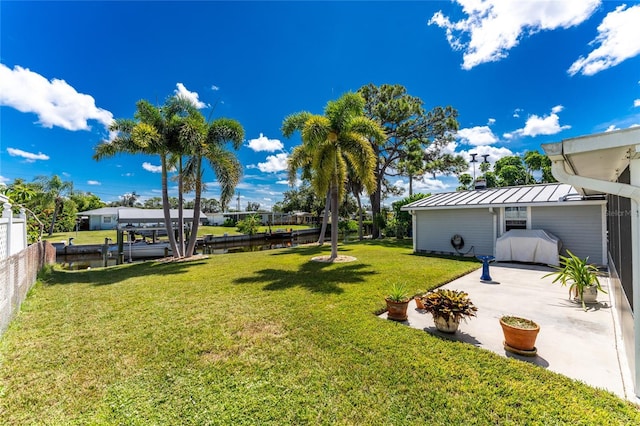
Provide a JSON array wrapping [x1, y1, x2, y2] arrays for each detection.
[[402, 183, 604, 210], [118, 209, 204, 222]]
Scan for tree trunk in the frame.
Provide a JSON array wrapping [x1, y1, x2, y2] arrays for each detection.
[[317, 189, 331, 245], [330, 184, 339, 260], [185, 158, 203, 257], [370, 178, 382, 239], [177, 157, 185, 257], [354, 188, 363, 241], [161, 154, 180, 258], [48, 199, 60, 236], [409, 173, 413, 196]]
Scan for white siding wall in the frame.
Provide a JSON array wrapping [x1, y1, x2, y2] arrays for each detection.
[[415, 208, 494, 256], [530, 205, 604, 265]]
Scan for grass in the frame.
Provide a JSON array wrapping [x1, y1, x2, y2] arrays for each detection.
[[42, 225, 316, 245], [1, 240, 639, 424]]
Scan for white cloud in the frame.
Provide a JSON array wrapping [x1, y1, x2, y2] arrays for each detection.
[[605, 125, 618, 132], [276, 180, 289, 185], [459, 145, 514, 176], [509, 106, 571, 137], [247, 133, 284, 152], [142, 162, 162, 173], [0, 175, 9, 184], [456, 126, 498, 146], [174, 83, 207, 109], [513, 108, 523, 118], [568, 4, 640, 76], [634, 99, 640, 108], [7, 147, 49, 162], [87, 180, 101, 185], [487, 118, 496, 125], [256, 153, 289, 173], [429, 0, 600, 70], [0, 64, 114, 132], [211, 85, 220, 91]]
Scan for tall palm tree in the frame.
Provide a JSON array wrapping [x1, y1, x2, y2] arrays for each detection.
[[94, 97, 195, 257], [34, 175, 73, 236], [282, 92, 385, 260], [180, 113, 244, 257]]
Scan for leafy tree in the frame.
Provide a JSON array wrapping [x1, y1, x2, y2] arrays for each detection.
[[236, 214, 261, 235], [201, 198, 221, 213], [34, 174, 74, 236], [70, 191, 104, 212], [391, 193, 429, 238], [358, 83, 460, 238], [143, 197, 164, 209], [120, 191, 140, 207], [283, 92, 385, 260], [246, 201, 260, 211]]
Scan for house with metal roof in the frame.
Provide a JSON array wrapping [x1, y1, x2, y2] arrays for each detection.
[[401, 182, 607, 265], [78, 207, 205, 231]]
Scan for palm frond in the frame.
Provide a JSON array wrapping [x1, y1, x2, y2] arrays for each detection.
[[281, 112, 312, 138]]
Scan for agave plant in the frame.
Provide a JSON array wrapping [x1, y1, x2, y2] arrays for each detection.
[[386, 282, 410, 302], [543, 250, 606, 310], [421, 289, 477, 323]]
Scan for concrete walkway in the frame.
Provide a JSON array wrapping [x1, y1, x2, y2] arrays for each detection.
[[380, 262, 638, 402]]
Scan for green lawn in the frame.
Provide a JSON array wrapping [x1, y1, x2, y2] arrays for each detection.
[[1, 240, 638, 424], [42, 225, 316, 245]]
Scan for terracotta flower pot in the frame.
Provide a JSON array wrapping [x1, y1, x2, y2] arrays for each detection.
[[415, 296, 425, 310], [500, 316, 540, 355], [434, 316, 459, 333], [386, 298, 409, 321]]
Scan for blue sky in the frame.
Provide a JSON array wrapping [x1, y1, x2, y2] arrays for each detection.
[[1, 1, 639, 210]]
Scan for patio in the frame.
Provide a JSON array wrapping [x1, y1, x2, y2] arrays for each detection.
[[381, 262, 639, 402]]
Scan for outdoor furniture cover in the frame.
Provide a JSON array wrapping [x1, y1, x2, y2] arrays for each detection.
[[495, 229, 562, 266]]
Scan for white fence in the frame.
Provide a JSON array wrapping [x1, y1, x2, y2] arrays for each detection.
[[0, 197, 28, 259]]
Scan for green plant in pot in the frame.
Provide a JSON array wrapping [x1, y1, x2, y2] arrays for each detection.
[[543, 250, 606, 311], [421, 288, 477, 333], [385, 282, 410, 321]]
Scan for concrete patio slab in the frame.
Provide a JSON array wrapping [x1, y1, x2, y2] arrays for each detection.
[[380, 262, 638, 402]]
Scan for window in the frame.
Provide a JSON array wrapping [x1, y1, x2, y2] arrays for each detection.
[[505, 207, 527, 231], [102, 216, 112, 224]]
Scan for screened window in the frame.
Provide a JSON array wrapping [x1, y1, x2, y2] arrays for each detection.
[[102, 216, 112, 224], [505, 207, 527, 231]]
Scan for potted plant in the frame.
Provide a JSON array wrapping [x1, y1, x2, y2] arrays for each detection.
[[500, 315, 540, 356], [543, 250, 606, 311], [421, 289, 477, 333], [385, 282, 410, 321]]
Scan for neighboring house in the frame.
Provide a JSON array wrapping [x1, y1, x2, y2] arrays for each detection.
[[543, 126, 640, 398], [78, 207, 138, 230], [78, 207, 206, 231], [401, 183, 607, 265]]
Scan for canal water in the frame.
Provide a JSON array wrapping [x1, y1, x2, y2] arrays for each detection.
[[57, 234, 321, 270]]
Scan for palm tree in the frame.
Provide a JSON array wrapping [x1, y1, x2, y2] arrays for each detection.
[[282, 92, 385, 260], [94, 97, 196, 257], [34, 175, 73, 236], [180, 113, 244, 257]]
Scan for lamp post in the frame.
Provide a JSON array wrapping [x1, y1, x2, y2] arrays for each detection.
[[470, 153, 478, 185]]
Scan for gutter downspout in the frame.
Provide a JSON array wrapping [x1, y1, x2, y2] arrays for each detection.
[[546, 147, 640, 398], [409, 210, 416, 253], [489, 207, 497, 257]]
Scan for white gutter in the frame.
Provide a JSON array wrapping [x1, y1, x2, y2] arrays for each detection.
[[489, 207, 497, 257], [545, 142, 640, 398]]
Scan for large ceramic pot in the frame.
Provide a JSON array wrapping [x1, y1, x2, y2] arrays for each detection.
[[386, 299, 409, 321], [500, 316, 540, 355], [434, 316, 459, 333]]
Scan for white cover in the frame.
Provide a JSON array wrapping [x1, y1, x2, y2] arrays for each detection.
[[495, 229, 562, 266]]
